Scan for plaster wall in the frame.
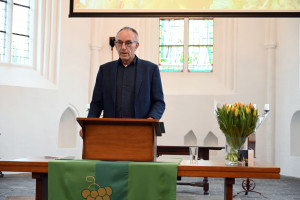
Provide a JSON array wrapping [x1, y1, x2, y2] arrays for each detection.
[[275, 18, 300, 177], [0, 0, 90, 159], [94, 18, 271, 162]]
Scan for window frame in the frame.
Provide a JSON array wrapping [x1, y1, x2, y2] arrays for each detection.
[[0, 0, 61, 88], [159, 17, 185, 72], [0, 0, 35, 66], [0, 0, 9, 62], [159, 17, 214, 73], [187, 17, 214, 72]]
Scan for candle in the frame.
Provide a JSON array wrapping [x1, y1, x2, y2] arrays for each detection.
[[264, 104, 270, 111]]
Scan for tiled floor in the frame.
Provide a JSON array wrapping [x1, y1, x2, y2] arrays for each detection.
[[0, 173, 35, 200], [1, 173, 300, 200], [177, 176, 300, 200]]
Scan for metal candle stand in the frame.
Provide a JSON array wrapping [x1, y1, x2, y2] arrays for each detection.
[[234, 105, 270, 198], [233, 178, 268, 198]]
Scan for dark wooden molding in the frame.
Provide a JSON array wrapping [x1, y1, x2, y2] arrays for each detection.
[[69, 11, 300, 18]]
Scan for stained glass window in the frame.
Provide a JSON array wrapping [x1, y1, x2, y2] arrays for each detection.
[[188, 18, 213, 72], [0, 0, 33, 65], [159, 18, 214, 72], [159, 18, 184, 72]]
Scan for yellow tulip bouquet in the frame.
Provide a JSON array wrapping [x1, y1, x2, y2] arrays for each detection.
[[215, 103, 259, 163]]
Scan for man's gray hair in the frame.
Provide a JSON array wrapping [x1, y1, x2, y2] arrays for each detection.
[[116, 27, 139, 42]]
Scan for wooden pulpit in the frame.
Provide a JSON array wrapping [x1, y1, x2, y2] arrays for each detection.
[[77, 118, 163, 161]]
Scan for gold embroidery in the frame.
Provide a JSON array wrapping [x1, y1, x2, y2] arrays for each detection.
[[81, 176, 113, 200]]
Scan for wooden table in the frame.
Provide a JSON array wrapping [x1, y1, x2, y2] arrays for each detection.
[[0, 157, 280, 200], [179, 160, 280, 200], [157, 145, 225, 194], [157, 145, 224, 160]]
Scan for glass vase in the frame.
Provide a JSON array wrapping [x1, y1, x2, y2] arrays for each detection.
[[225, 136, 247, 166]]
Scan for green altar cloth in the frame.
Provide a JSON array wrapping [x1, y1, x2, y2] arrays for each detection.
[[48, 160, 178, 200]]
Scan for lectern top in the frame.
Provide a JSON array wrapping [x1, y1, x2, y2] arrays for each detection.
[[77, 118, 163, 136]]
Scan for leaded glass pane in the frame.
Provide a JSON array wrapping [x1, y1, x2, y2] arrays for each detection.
[[0, 1, 6, 31], [160, 19, 184, 45], [11, 2, 31, 65], [0, 1, 7, 61], [12, 4, 30, 35], [189, 19, 213, 45], [11, 34, 30, 64], [188, 18, 213, 72], [159, 17, 214, 73], [159, 46, 184, 72], [14, 0, 30, 6], [188, 46, 213, 72], [0, 32, 5, 61]]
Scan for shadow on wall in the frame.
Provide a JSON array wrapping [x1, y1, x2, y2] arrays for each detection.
[[184, 130, 197, 146], [291, 110, 300, 156], [183, 130, 219, 156], [204, 131, 218, 156], [58, 106, 79, 148]]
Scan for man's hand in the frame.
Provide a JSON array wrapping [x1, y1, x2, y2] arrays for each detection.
[[79, 129, 83, 138]]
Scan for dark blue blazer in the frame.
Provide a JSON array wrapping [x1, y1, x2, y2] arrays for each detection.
[[88, 56, 165, 119]]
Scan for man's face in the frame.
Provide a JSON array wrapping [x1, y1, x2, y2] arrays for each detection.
[[115, 30, 139, 65]]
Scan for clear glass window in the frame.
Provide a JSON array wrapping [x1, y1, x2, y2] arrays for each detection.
[[0, 0, 33, 65], [0, 1, 7, 62], [11, 1, 31, 65]]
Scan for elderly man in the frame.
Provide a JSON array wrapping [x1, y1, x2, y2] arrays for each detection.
[[87, 27, 165, 121]]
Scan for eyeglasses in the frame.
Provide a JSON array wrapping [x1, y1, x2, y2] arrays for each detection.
[[115, 40, 138, 47]]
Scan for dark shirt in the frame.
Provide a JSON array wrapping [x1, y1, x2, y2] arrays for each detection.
[[115, 57, 137, 118]]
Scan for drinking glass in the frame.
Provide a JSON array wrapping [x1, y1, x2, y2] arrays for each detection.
[[189, 146, 198, 164]]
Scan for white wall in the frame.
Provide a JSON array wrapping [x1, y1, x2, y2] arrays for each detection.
[[0, 0, 90, 159], [0, 3, 300, 178], [93, 18, 271, 162], [91, 18, 300, 176], [275, 18, 300, 177]]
